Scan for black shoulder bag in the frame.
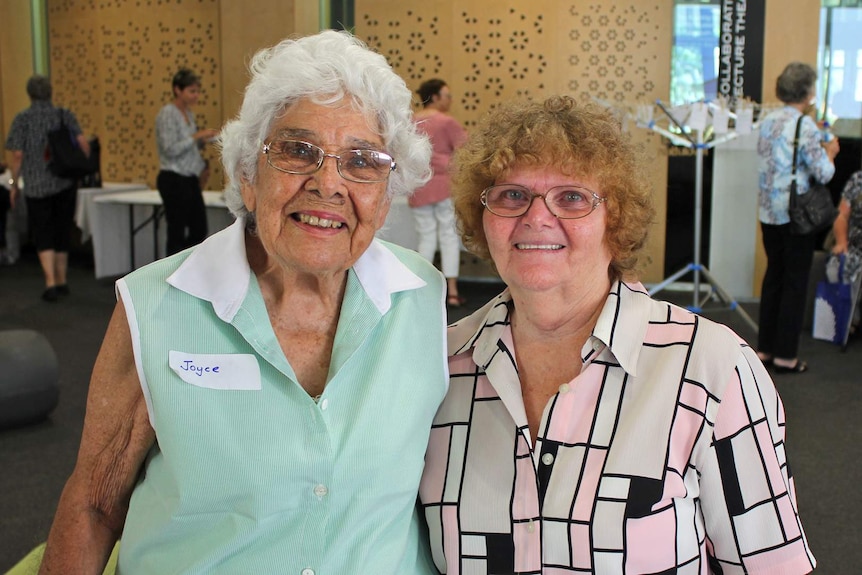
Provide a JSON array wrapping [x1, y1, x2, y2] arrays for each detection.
[[45, 108, 95, 179], [787, 115, 837, 235]]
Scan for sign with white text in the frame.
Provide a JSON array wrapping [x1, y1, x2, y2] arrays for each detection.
[[718, 0, 765, 103]]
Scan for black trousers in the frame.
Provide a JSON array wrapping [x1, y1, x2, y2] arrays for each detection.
[[758, 222, 816, 359], [156, 170, 207, 256], [25, 186, 77, 252]]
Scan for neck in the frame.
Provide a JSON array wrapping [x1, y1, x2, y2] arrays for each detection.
[[509, 279, 610, 344]]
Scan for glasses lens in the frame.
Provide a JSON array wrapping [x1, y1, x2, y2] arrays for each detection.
[[340, 150, 394, 183], [484, 185, 532, 216], [546, 187, 596, 218], [268, 140, 322, 173]]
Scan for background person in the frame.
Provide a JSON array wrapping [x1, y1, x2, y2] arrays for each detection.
[[831, 169, 862, 334], [411, 78, 468, 307], [756, 62, 839, 373], [155, 68, 218, 256], [4, 75, 90, 301], [38, 30, 444, 574], [419, 95, 815, 574]]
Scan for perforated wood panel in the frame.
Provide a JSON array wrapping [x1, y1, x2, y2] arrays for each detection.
[[47, 0, 222, 188], [356, 0, 671, 280]]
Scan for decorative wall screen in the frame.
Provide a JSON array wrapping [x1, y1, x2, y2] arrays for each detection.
[[355, 0, 672, 279], [47, 0, 222, 188]]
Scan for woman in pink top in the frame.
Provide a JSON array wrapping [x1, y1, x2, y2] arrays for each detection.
[[411, 79, 468, 307], [419, 96, 815, 574]]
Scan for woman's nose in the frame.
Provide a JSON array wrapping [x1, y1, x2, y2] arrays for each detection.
[[521, 194, 556, 226], [310, 156, 346, 199]]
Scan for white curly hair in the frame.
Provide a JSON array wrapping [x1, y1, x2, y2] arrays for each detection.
[[219, 30, 432, 220]]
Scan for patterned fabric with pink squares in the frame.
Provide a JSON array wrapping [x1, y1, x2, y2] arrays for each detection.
[[420, 281, 816, 575]]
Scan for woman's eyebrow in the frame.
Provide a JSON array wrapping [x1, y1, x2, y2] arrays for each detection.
[[271, 128, 384, 150]]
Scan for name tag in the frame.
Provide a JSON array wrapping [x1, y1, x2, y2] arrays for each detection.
[[169, 351, 261, 390]]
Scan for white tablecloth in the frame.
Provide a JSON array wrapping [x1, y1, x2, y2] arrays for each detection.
[[75, 182, 150, 243], [89, 189, 234, 279]]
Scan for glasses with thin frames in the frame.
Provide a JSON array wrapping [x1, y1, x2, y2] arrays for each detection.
[[262, 139, 396, 183], [481, 184, 606, 219]]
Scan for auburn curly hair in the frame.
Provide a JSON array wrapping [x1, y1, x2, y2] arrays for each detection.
[[451, 95, 655, 281]]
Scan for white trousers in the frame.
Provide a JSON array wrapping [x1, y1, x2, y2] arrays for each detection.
[[411, 198, 461, 278]]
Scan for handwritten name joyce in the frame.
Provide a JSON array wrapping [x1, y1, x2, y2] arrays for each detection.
[[179, 360, 221, 377]]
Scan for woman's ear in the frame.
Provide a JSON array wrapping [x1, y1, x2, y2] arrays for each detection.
[[239, 177, 256, 214]]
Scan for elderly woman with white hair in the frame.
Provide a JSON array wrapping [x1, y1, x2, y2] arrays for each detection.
[[37, 31, 444, 574]]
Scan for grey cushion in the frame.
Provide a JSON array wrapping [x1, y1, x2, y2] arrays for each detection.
[[0, 330, 59, 429]]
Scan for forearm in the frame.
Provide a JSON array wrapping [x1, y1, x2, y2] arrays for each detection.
[[39, 475, 123, 574], [833, 216, 849, 251]]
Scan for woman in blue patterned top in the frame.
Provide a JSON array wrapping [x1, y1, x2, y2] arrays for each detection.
[[756, 62, 840, 373]]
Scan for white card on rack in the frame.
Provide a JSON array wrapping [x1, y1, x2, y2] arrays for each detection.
[[688, 103, 708, 131], [736, 107, 754, 135], [713, 107, 730, 134]]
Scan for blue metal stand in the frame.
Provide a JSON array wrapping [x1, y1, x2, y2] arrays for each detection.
[[646, 105, 758, 334]]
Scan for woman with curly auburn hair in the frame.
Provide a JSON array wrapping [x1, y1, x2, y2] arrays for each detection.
[[420, 95, 815, 574]]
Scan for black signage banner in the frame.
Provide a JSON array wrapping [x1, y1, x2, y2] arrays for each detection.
[[718, 0, 766, 103]]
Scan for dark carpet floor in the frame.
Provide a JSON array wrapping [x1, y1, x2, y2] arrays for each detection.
[[1, 249, 860, 573]]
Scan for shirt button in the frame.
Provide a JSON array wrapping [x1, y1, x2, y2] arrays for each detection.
[[301, 569, 315, 575], [313, 484, 328, 498], [558, 383, 570, 393], [541, 453, 555, 465], [320, 398, 329, 410]]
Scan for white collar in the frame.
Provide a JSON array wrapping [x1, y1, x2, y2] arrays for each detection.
[[166, 218, 426, 321]]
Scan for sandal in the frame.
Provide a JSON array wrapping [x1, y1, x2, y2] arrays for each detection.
[[447, 294, 466, 308], [772, 360, 808, 374], [756, 353, 773, 367]]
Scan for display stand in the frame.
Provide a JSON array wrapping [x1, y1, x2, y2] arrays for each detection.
[[635, 100, 759, 333]]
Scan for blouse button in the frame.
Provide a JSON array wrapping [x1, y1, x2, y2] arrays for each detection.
[[313, 484, 328, 499], [541, 453, 555, 465], [558, 383, 570, 393], [301, 569, 315, 575]]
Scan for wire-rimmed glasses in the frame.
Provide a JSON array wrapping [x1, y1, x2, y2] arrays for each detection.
[[262, 139, 396, 183], [481, 184, 606, 219]]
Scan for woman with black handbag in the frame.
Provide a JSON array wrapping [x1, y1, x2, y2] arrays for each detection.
[[756, 62, 840, 373], [4, 75, 90, 302]]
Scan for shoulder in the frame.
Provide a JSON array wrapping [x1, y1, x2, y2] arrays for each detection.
[[844, 171, 862, 197], [156, 103, 177, 120], [122, 250, 190, 293]]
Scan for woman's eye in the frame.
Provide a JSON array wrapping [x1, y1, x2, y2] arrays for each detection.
[[280, 142, 315, 159], [559, 190, 587, 204], [503, 188, 527, 201], [346, 152, 371, 168]]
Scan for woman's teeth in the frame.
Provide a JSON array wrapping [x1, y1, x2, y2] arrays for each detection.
[[297, 213, 343, 229], [515, 243, 563, 250]]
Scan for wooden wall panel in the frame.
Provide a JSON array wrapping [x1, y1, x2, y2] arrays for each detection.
[[355, 0, 671, 282], [0, 0, 35, 147], [219, 0, 321, 124], [48, 0, 223, 189]]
